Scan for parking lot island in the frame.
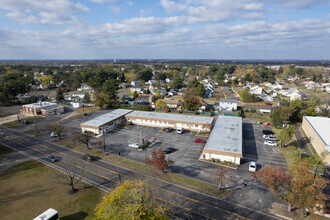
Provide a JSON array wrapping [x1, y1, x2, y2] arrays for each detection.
[[200, 116, 242, 165]]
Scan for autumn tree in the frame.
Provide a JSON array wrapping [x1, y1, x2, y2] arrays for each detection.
[[94, 180, 168, 220], [253, 166, 293, 211], [182, 88, 201, 111], [254, 161, 328, 215], [145, 147, 174, 172]]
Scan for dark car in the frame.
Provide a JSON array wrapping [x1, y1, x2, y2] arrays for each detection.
[[82, 154, 95, 161], [262, 130, 274, 135], [194, 138, 206, 143], [21, 120, 30, 124], [163, 147, 176, 154], [47, 155, 58, 162], [164, 127, 172, 132]]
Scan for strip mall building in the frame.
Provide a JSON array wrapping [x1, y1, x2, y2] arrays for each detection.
[[125, 111, 214, 132]]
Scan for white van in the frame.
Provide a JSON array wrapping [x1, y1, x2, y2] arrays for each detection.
[[34, 208, 59, 220], [177, 127, 184, 134]]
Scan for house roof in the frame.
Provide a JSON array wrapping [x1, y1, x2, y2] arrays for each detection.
[[204, 116, 242, 155], [220, 98, 238, 103]]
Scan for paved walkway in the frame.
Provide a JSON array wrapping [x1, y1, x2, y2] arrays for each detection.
[[294, 126, 313, 156]]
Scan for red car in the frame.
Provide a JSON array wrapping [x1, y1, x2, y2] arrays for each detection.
[[194, 138, 206, 143]]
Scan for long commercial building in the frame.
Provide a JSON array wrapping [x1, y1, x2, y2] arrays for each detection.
[[80, 109, 132, 134], [125, 111, 214, 132], [302, 116, 330, 165], [200, 116, 242, 165]]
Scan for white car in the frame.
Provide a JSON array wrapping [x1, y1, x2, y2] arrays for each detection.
[[264, 141, 277, 146], [177, 127, 184, 134], [128, 143, 141, 149], [263, 134, 275, 139], [249, 161, 256, 172]]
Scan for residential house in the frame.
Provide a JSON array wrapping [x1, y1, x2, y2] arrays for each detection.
[[131, 81, 141, 86], [244, 103, 272, 114], [16, 94, 32, 103], [249, 86, 263, 95], [77, 83, 92, 91], [198, 97, 208, 110], [204, 88, 213, 98], [147, 79, 157, 85], [290, 91, 306, 101], [130, 86, 144, 94], [219, 98, 238, 111], [119, 82, 129, 88], [163, 98, 181, 109], [259, 93, 273, 102], [135, 94, 155, 105]]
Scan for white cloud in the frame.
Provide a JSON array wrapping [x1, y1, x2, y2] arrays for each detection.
[[90, 0, 117, 3], [0, 0, 89, 25], [262, 0, 326, 8], [160, 0, 265, 23]]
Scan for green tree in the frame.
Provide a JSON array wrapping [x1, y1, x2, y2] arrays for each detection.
[[182, 88, 201, 111], [270, 106, 293, 127], [83, 93, 90, 103], [197, 83, 205, 97], [102, 79, 119, 103], [155, 99, 166, 109], [94, 180, 168, 220], [156, 72, 167, 81], [133, 91, 138, 99], [137, 68, 153, 81], [56, 88, 64, 102], [170, 77, 184, 89], [278, 125, 296, 147]]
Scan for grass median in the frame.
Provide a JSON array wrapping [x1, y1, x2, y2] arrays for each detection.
[[59, 139, 231, 198], [0, 160, 102, 220]]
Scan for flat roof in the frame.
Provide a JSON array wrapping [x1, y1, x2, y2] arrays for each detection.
[[126, 111, 214, 124], [23, 102, 58, 108], [204, 116, 242, 155], [304, 116, 330, 146], [81, 109, 132, 128]]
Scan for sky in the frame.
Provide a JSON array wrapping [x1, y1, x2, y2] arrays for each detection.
[[0, 0, 329, 60]]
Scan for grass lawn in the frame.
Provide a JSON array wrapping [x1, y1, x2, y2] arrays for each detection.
[[0, 160, 102, 220], [24, 129, 45, 137], [0, 143, 14, 156], [0, 114, 11, 118], [59, 140, 231, 198], [244, 113, 271, 123], [1, 116, 43, 129]]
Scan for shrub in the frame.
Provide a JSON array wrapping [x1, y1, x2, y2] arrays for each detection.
[[160, 127, 166, 131], [141, 142, 150, 150], [127, 121, 133, 125]]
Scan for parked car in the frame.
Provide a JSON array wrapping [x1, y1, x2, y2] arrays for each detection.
[[194, 138, 206, 143], [50, 132, 63, 137], [21, 120, 30, 124], [262, 130, 274, 135], [128, 143, 141, 149], [263, 134, 276, 139], [266, 137, 279, 141], [163, 147, 176, 154], [264, 141, 277, 146], [164, 127, 172, 132], [82, 154, 95, 161], [47, 155, 58, 162], [176, 127, 184, 134], [249, 161, 256, 172]]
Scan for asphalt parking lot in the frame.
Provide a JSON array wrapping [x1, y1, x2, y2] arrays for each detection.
[[59, 111, 287, 187]]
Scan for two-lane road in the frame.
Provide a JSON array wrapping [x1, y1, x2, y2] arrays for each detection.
[[0, 126, 282, 220]]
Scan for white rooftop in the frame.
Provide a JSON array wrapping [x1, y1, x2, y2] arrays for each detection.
[[23, 101, 58, 108], [204, 116, 242, 155], [304, 116, 330, 146], [126, 111, 214, 124], [81, 109, 132, 127]]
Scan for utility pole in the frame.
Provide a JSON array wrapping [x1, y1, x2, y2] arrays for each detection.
[[33, 110, 38, 136], [103, 125, 106, 152], [140, 128, 142, 144]]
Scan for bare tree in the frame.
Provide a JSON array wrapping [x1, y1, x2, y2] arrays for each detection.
[[78, 131, 94, 149], [46, 123, 67, 141], [63, 160, 84, 192], [213, 166, 228, 190]]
